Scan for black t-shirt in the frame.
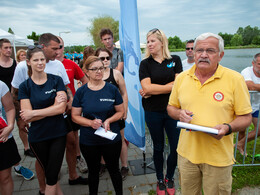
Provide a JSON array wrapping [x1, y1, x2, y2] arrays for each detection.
[[139, 55, 182, 112], [0, 60, 17, 91], [18, 74, 67, 143], [72, 82, 123, 146]]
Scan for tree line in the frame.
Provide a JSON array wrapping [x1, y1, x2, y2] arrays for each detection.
[[169, 25, 260, 50]]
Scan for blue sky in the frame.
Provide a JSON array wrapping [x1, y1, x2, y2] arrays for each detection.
[[1, 0, 259, 46]]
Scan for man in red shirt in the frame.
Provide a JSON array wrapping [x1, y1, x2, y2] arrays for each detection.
[[56, 37, 88, 184]]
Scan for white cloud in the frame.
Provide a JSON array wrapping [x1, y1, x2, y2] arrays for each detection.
[[0, 0, 259, 46]]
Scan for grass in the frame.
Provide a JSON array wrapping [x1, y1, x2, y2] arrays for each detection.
[[232, 123, 260, 192]]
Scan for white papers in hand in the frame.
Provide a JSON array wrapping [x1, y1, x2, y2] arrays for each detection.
[[94, 127, 117, 140], [177, 121, 219, 135]]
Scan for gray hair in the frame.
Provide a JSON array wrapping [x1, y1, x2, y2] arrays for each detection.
[[194, 32, 224, 53], [253, 53, 260, 62]]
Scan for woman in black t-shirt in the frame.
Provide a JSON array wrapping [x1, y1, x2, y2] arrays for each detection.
[[18, 46, 67, 195], [72, 56, 124, 195], [139, 29, 182, 195], [95, 48, 129, 179]]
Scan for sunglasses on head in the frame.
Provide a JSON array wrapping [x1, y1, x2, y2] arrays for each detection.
[[100, 56, 110, 61], [28, 45, 43, 50], [149, 28, 161, 35], [186, 47, 193, 51]]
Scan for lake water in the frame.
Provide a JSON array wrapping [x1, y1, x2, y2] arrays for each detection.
[[171, 48, 260, 73]]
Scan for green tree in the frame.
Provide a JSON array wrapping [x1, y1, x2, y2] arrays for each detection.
[[230, 34, 243, 46], [218, 32, 233, 46], [8, 27, 14, 34], [88, 15, 119, 48], [27, 31, 40, 42], [252, 35, 260, 45], [168, 37, 176, 50], [236, 25, 260, 45], [168, 36, 184, 49]]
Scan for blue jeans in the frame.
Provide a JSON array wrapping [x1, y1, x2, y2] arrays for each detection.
[[145, 110, 180, 181]]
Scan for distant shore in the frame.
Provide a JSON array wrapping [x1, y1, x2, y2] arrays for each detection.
[[169, 45, 260, 52]]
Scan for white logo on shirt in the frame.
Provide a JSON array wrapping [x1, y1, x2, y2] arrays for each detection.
[[100, 99, 115, 102], [45, 89, 56, 94]]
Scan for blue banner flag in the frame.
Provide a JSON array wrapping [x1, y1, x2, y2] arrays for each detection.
[[119, 0, 146, 150]]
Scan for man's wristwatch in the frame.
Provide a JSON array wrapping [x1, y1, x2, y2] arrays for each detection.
[[223, 123, 232, 136]]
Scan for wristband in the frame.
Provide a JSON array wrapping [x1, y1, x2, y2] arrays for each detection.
[[223, 123, 232, 136]]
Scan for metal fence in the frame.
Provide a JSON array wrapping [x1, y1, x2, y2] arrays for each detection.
[[233, 91, 260, 167]]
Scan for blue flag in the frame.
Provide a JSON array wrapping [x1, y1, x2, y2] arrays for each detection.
[[119, 0, 145, 150]]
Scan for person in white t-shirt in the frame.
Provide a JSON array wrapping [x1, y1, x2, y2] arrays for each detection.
[[237, 53, 260, 156], [0, 81, 21, 195], [182, 39, 195, 71]]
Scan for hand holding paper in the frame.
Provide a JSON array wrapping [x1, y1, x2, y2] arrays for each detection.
[[177, 121, 219, 135], [94, 126, 117, 140]]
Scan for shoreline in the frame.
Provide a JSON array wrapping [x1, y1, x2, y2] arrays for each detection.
[[169, 45, 260, 52]]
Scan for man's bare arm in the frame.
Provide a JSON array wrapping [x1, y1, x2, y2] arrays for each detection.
[[245, 81, 260, 91], [11, 87, 20, 119], [11, 87, 29, 133], [65, 85, 73, 114], [116, 62, 124, 74]]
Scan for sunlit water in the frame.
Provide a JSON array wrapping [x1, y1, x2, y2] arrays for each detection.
[[170, 48, 260, 73]]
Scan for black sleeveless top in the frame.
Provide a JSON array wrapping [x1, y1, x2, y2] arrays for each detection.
[[104, 68, 119, 89], [0, 60, 17, 91]]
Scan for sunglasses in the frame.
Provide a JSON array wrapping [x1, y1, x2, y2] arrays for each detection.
[[149, 28, 162, 35], [28, 45, 43, 50], [186, 47, 193, 51], [100, 56, 110, 61]]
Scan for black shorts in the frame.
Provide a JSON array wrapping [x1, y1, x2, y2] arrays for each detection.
[[65, 114, 80, 132], [0, 137, 21, 171], [118, 119, 125, 130]]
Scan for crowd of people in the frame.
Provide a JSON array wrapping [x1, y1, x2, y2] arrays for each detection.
[[64, 51, 83, 64], [0, 27, 259, 195]]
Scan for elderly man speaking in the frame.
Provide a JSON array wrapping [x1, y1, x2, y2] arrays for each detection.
[[167, 32, 252, 195]]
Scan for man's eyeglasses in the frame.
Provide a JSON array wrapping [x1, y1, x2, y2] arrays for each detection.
[[186, 47, 193, 51], [88, 66, 105, 72], [149, 28, 161, 35], [28, 45, 43, 50], [195, 48, 219, 55], [100, 56, 110, 61]]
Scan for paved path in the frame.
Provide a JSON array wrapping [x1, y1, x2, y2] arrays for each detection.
[[11, 124, 181, 195], [11, 124, 260, 195]]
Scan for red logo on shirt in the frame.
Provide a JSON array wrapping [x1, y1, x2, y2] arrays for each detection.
[[213, 92, 224, 101]]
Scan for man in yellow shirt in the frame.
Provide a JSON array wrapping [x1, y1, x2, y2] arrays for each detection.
[[167, 32, 252, 195]]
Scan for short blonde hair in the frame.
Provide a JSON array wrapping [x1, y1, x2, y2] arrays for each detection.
[[144, 29, 171, 60], [16, 49, 26, 62]]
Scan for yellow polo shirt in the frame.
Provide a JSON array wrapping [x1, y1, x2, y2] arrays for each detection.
[[168, 65, 252, 166]]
